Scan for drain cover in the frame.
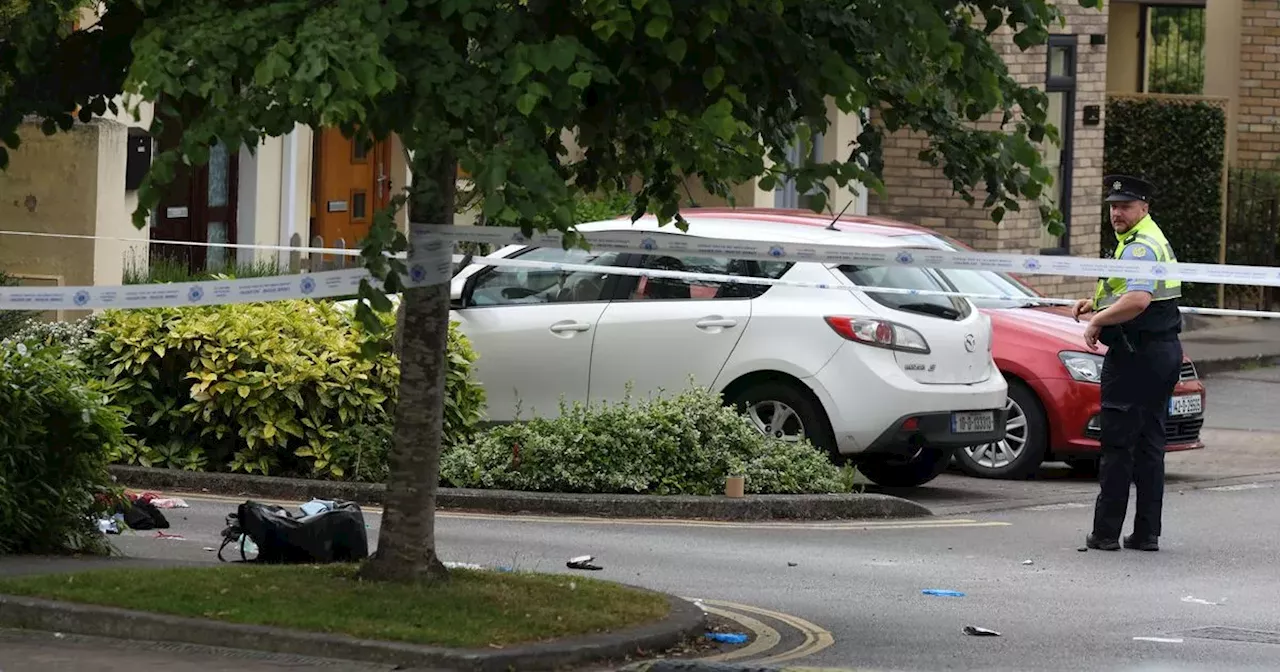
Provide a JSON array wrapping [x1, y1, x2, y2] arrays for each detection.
[[1176, 627, 1280, 646]]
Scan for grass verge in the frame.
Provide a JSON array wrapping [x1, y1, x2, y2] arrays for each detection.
[[0, 564, 671, 649]]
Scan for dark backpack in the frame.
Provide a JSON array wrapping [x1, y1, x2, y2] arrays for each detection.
[[218, 500, 368, 564]]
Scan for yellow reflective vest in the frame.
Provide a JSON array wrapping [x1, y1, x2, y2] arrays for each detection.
[[1092, 214, 1182, 311]]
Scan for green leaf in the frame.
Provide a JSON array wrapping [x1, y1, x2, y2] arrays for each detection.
[[568, 71, 592, 89], [806, 190, 827, 214], [645, 17, 670, 39], [512, 61, 534, 84], [664, 38, 687, 63], [706, 65, 727, 89], [517, 93, 538, 116], [549, 39, 577, 71]]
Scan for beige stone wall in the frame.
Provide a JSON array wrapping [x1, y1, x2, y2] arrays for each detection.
[[0, 120, 146, 319], [1235, 0, 1280, 167], [868, 3, 1109, 299]]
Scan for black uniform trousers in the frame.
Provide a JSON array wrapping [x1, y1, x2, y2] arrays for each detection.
[[1091, 336, 1183, 541]]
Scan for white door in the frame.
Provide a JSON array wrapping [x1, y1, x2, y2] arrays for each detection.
[[588, 254, 762, 406], [452, 247, 627, 421]]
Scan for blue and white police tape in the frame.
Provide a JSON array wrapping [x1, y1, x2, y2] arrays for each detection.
[[5, 244, 1280, 320], [8, 222, 1280, 288], [415, 224, 1280, 288]]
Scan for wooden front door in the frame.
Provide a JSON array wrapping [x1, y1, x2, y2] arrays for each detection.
[[152, 138, 239, 273], [311, 129, 392, 249]]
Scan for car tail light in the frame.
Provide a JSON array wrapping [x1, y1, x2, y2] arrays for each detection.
[[824, 316, 931, 354]]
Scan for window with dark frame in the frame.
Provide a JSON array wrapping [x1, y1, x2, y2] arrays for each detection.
[[1140, 4, 1207, 95], [1040, 34, 1077, 255]]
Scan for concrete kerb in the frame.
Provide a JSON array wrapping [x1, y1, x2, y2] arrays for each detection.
[[1193, 354, 1280, 378], [108, 465, 934, 521], [0, 591, 706, 672]]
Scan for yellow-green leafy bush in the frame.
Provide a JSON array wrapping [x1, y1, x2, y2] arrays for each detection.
[[90, 301, 485, 480]]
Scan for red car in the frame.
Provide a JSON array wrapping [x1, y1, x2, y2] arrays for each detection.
[[691, 208, 1207, 479]]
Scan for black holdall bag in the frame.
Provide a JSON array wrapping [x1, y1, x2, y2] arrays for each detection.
[[218, 500, 369, 564]]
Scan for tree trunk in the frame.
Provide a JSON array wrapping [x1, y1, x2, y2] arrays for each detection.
[[358, 145, 456, 584]]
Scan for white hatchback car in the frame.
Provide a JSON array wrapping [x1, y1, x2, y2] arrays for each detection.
[[447, 210, 1009, 487]]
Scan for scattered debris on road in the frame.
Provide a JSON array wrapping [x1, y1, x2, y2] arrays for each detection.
[[922, 589, 966, 597], [1022, 559, 1034, 565], [128, 491, 189, 509], [1133, 636, 1184, 643], [787, 561, 798, 567], [155, 531, 184, 540], [1181, 595, 1223, 606], [567, 555, 603, 571], [964, 625, 1001, 637], [705, 632, 749, 644]]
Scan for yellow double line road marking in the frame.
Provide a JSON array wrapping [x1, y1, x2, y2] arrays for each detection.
[[692, 598, 835, 665], [177, 492, 1008, 531]]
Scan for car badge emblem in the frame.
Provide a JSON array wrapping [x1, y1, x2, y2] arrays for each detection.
[[964, 334, 976, 353]]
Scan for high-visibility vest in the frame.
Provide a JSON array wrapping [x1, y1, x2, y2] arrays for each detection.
[[1092, 214, 1182, 310]]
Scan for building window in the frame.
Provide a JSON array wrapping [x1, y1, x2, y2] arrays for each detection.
[[1141, 5, 1206, 95], [1041, 35, 1077, 254], [775, 131, 824, 211], [351, 190, 368, 220]]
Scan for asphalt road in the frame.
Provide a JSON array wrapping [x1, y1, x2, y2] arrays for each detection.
[[3, 367, 1280, 672]]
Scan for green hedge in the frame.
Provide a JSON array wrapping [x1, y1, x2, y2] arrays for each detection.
[[82, 301, 485, 481], [0, 270, 33, 339], [0, 343, 124, 555], [1103, 96, 1226, 307], [440, 385, 854, 495]]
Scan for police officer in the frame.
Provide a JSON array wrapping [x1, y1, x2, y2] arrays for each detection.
[[1071, 175, 1183, 553]]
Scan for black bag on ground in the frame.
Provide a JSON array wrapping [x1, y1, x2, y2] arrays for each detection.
[[120, 499, 170, 530], [218, 500, 369, 564]]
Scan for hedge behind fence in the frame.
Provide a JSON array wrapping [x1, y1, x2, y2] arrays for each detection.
[[1103, 95, 1226, 308]]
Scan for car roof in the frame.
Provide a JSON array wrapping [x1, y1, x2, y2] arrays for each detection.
[[577, 209, 945, 249]]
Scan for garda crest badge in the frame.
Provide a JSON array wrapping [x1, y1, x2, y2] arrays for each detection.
[[1132, 245, 1148, 258], [1113, 180, 1122, 191]]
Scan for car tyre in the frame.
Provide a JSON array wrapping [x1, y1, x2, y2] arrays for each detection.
[[855, 447, 953, 488], [954, 379, 1047, 480], [727, 380, 836, 458]]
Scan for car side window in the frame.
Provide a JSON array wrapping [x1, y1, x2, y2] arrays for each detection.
[[468, 247, 624, 306], [625, 254, 792, 301]]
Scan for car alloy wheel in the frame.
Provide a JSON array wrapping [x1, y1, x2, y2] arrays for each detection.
[[964, 395, 1027, 469], [953, 379, 1047, 480], [746, 400, 805, 441]]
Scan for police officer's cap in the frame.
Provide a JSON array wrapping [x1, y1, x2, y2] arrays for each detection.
[[1104, 174, 1154, 203]]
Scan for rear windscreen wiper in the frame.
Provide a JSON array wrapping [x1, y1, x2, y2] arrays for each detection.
[[893, 302, 961, 320]]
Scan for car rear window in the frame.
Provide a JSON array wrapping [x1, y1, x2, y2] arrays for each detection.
[[838, 264, 972, 321]]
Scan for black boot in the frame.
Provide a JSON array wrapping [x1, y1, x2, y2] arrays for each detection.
[[1123, 534, 1159, 552], [1086, 533, 1120, 551]]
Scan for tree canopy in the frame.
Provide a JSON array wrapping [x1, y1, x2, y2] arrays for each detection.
[[1, 0, 1102, 581]]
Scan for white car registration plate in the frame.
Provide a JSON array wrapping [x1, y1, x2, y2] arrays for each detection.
[[952, 411, 996, 434], [1169, 394, 1202, 417]]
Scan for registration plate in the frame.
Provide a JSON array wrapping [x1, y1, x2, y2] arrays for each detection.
[[952, 411, 996, 434], [1169, 394, 1202, 417]]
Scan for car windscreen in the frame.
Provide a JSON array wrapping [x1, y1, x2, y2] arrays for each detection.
[[837, 264, 971, 321], [889, 233, 1044, 309]]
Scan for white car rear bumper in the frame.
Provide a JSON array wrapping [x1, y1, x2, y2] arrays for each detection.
[[807, 342, 1009, 456]]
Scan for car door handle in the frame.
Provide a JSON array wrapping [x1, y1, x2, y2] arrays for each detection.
[[549, 320, 592, 333], [695, 317, 738, 329]]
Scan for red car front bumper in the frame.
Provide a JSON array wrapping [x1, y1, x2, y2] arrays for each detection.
[[1034, 371, 1206, 457]]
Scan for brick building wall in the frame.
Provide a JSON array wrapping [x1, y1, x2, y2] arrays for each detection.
[[1236, 0, 1280, 167], [867, 3, 1110, 299]]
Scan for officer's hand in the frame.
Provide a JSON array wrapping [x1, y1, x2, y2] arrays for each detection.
[[1072, 298, 1094, 322], [1084, 322, 1102, 351]]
